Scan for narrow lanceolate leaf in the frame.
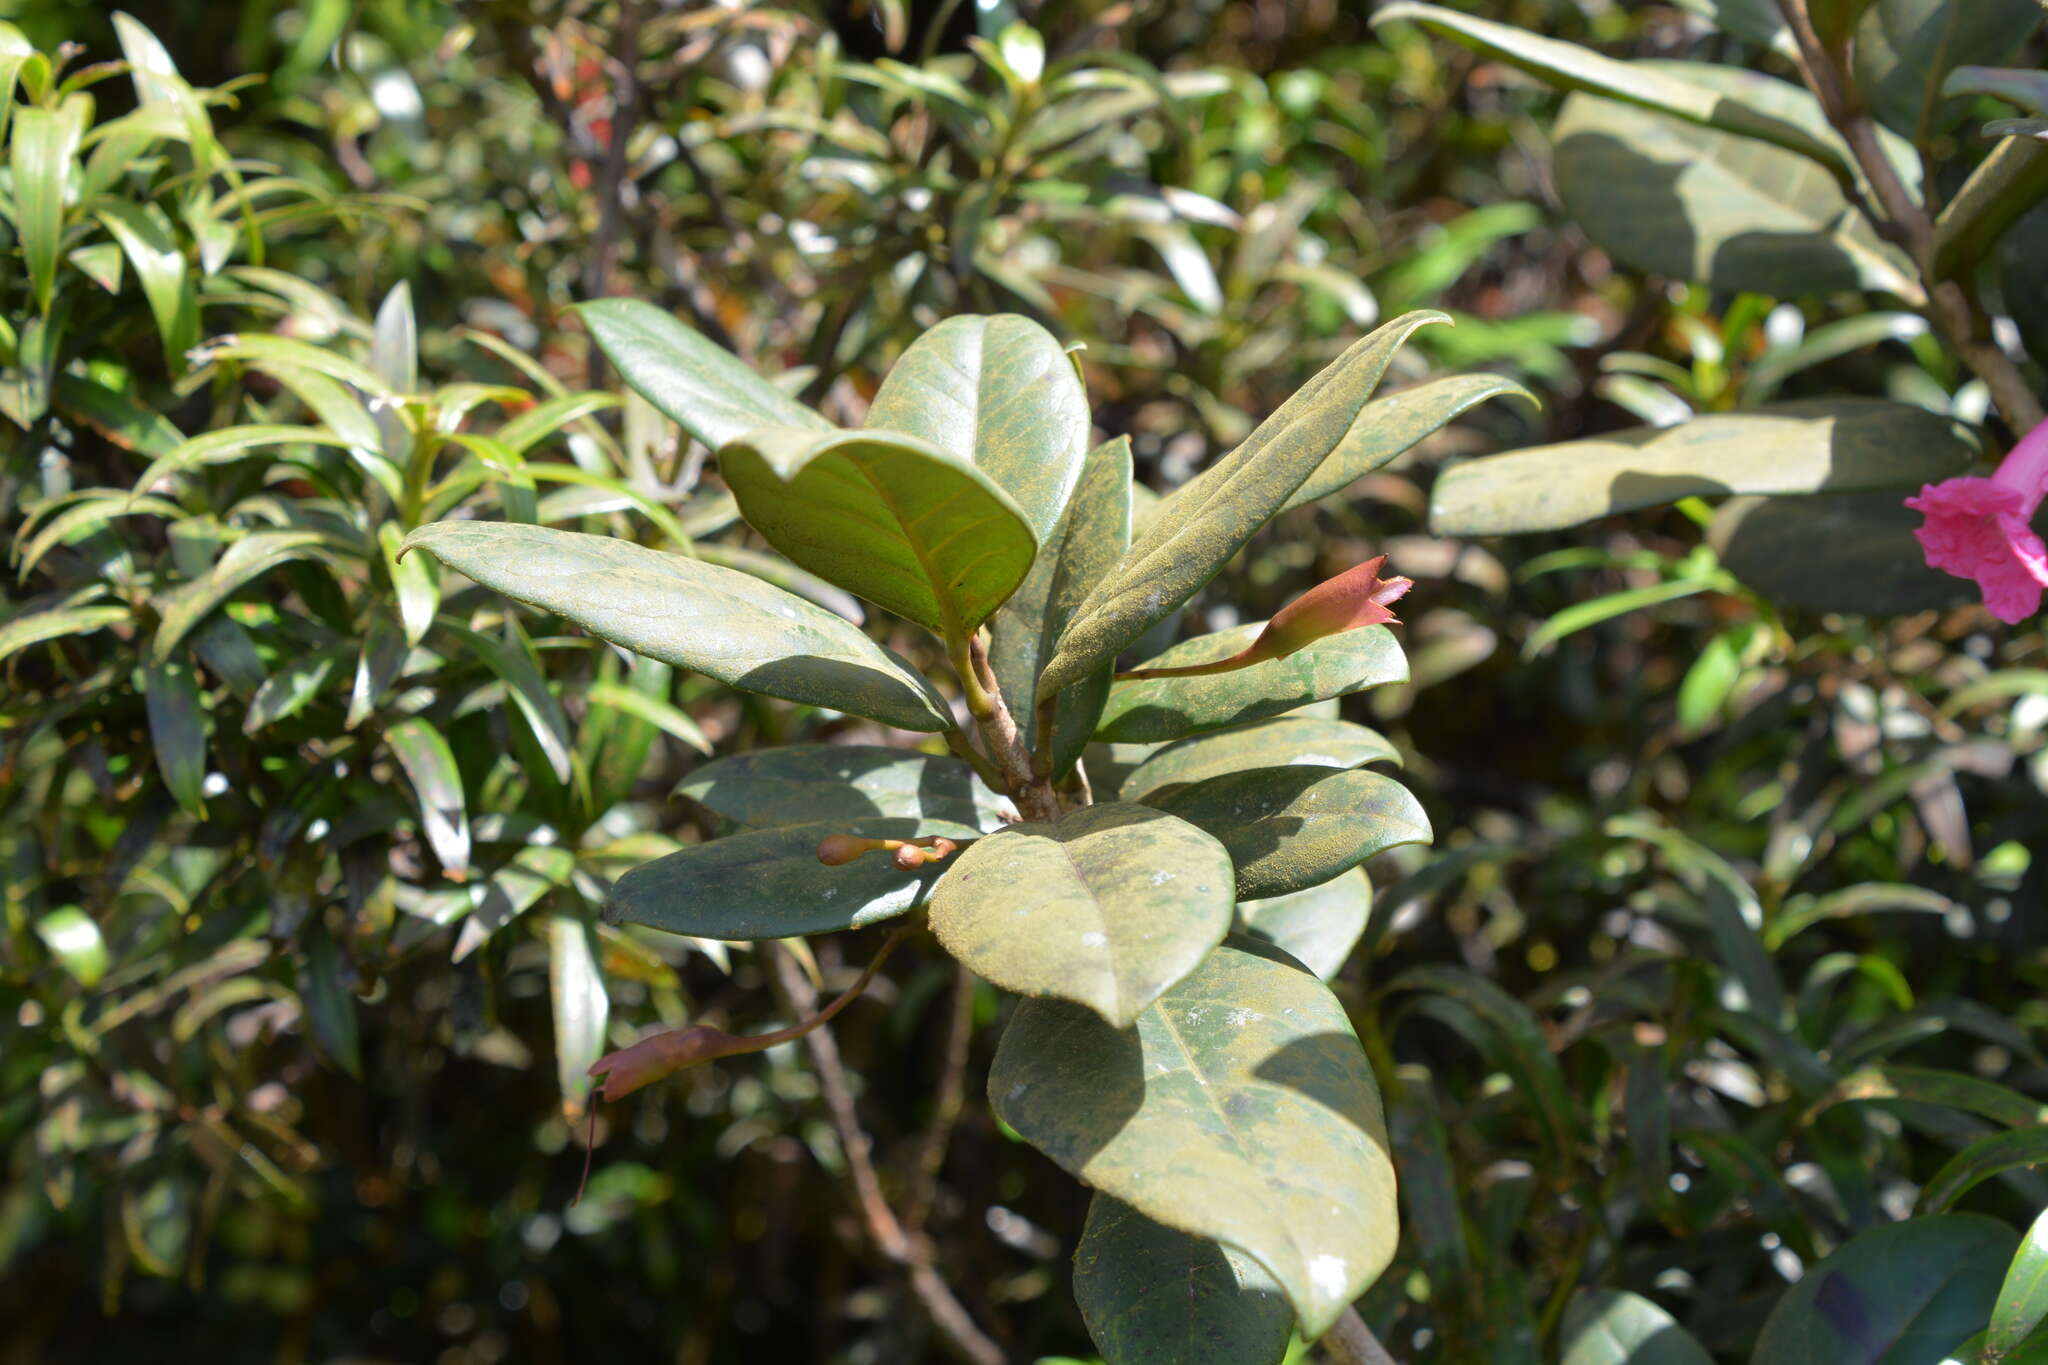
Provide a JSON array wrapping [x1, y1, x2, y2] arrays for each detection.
[[549, 916, 609, 1121], [1039, 311, 1448, 698], [144, 659, 209, 819], [1235, 868, 1373, 980], [13, 104, 84, 317], [97, 201, 199, 374], [1374, 4, 1862, 180], [865, 313, 1092, 545], [1097, 623, 1407, 745], [0, 603, 131, 666], [300, 925, 362, 1079], [991, 937, 1399, 1337], [1122, 717, 1400, 803], [386, 716, 470, 880], [1280, 373, 1539, 514], [1074, 1195, 1295, 1365], [575, 298, 830, 449], [719, 426, 1037, 634], [378, 522, 439, 647], [1429, 401, 1979, 535], [1148, 766, 1430, 900], [447, 624, 574, 786], [930, 804, 1234, 1026], [399, 521, 950, 731], [1990, 1207, 2048, 1358], [1919, 1129, 2048, 1215], [1561, 1289, 1713, 1365], [156, 531, 344, 661], [607, 817, 979, 940], [243, 646, 346, 732], [991, 436, 1133, 774], [676, 746, 1013, 834]]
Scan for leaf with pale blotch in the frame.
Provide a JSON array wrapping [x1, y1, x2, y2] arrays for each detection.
[[1121, 718, 1399, 804], [1074, 1194, 1295, 1365], [400, 521, 951, 731], [720, 426, 1037, 634], [1097, 624, 1407, 745], [991, 936, 1398, 1337], [1280, 373, 1539, 515], [1236, 868, 1373, 980], [931, 804, 1233, 1026], [606, 816, 979, 940], [1120, 558, 1412, 681], [992, 436, 1133, 776], [1561, 1289, 1713, 1365], [1429, 400, 1979, 536], [1039, 311, 1448, 699], [1147, 766, 1430, 900], [865, 313, 1091, 546], [676, 745, 1014, 833], [576, 298, 829, 450]]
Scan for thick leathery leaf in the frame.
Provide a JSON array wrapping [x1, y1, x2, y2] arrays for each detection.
[[1561, 1289, 1713, 1365], [606, 817, 979, 940], [575, 298, 830, 449], [1429, 400, 1978, 535], [676, 745, 1014, 833], [930, 803, 1234, 1026], [1148, 766, 1431, 900], [1039, 311, 1448, 698], [1552, 63, 1917, 298], [1751, 1214, 2015, 1365], [1073, 1194, 1294, 1365], [1121, 718, 1400, 803], [399, 521, 951, 731], [1708, 493, 1972, 615], [991, 436, 1133, 774], [990, 937, 1398, 1337], [1280, 373, 1540, 514], [865, 313, 1091, 545], [144, 659, 208, 819], [719, 426, 1037, 634], [1235, 868, 1373, 980], [1098, 625, 1406, 744]]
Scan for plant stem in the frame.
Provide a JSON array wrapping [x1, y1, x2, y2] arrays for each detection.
[[1321, 1307, 1400, 1365]]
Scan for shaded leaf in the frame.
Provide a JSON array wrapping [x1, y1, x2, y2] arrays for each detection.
[[1147, 766, 1430, 900], [1121, 718, 1400, 804], [144, 659, 208, 819], [1235, 868, 1372, 980], [676, 745, 1012, 833], [1073, 1194, 1294, 1365], [1561, 1289, 1713, 1365], [1098, 624, 1407, 744], [1709, 492, 1972, 614], [1853, 0, 2045, 137]]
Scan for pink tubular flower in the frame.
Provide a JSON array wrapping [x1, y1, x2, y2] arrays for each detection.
[[1905, 418, 2048, 625]]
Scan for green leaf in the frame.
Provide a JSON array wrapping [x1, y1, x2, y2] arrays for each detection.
[[1551, 63, 1918, 298], [1945, 65, 2048, 115], [154, 530, 342, 660], [15, 489, 184, 582], [1853, 0, 2045, 137], [1235, 868, 1372, 980], [582, 679, 712, 757], [1708, 492, 1972, 615], [1990, 1207, 2048, 1358], [1039, 311, 1448, 699], [35, 907, 110, 988], [97, 201, 200, 374], [51, 372, 185, 458], [930, 803, 1234, 1026], [242, 644, 345, 732], [1920, 1129, 2048, 1215], [1676, 628, 1745, 736], [453, 846, 578, 961], [549, 916, 609, 1120], [386, 716, 470, 880], [719, 426, 1037, 635], [1098, 625, 1406, 745], [606, 817, 979, 940], [300, 924, 361, 1078], [865, 314, 1092, 546], [676, 745, 1013, 832], [369, 281, 418, 395], [198, 334, 397, 402], [1147, 766, 1430, 900], [1280, 374, 1539, 515], [991, 435, 1133, 774], [1371, 3, 1860, 183], [1810, 1065, 2048, 1130], [13, 104, 84, 317], [691, 541, 865, 624], [0, 601, 130, 667], [1073, 1195, 1295, 1365], [1524, 579, 1722, 658], [377, 522, 439, 647], [131, 424, 361, 496], [1386, 964, 1578, 1161], [144, 658, 209, 819], [575, 298, 830, 450], [399, 521, 952, 732], [447, 622, 574, 786], [1751, 1214, 2016, 1365], [1561, 1289, 1713, 1365], [990, 937, 1397, 1337], [1430, 400, 1976, 535], [1119, 718, 1399, 803], [1809, 0, 1879, 45]]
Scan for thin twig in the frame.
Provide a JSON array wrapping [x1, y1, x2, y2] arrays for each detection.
[[1321, 1307, 1400, 1365], [768, 946, 1008, 1365], [906, 962, 977, 1233]]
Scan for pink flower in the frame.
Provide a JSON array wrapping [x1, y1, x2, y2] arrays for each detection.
[[1905, 419, 2048, 625]]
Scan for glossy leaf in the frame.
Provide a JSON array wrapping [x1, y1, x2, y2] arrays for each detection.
[[144, 659, 209, 819], [576, 298, 829, 449], [1561, 1289, 1713, 1365], [13, 104, 83, 317], [1708, 493, 1972, 614], [1279, 373, 1539, 514], [447, 623, 574, 786], [386, 716, 470, 881], [453, 846, 578, 961], [0, 602, 131, 666], [582, 680, 712, 757], [399, 521, 951, 731], [719, 426, 1037, 634], [606, 817, 979, 940], [1147, 766, 1430, 900], [549, 916, 609, 1120], [1120, 718, 1399, 803], [864, 313, 1092, 546], [676, 745, 1012, 833], [1039, 310, 1448, 698], [1073, 1195, 1294, 1365], [97, 201, 200, 374], [378, 523, 439, 647], [242, 646, 345, 733], [930, 803, 1234, 1026], [15, 490, 185, 583], [1235, 868, 1372, 980], [1990, 1208, 2048, 1358], [991, 937, 1397, 1337], [1751, 1214, 2016, 1365], [1098, 625, 1406, 744], [1920, 1129, 2048, 1215], [1430, 401, 1977, 535]]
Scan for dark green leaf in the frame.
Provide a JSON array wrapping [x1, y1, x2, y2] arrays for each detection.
[[1921, 1130, 2048, 1215], [1235, 868, 1372, 980], [1280, 373, 1539, 514], [1121, 718, 1400, 803], [1709, 492, 1973, 614], [1147, 766, 1430, 900], [243, 645, 346, 733], [300, 924, 361, 1078], [144, 658, 209, 819], [1098, 626, 1407, 745], [676, 745, 1012, 832], [1073, 1195, 1294, 1365], [1853, 0, 2045, 137], [1990, 1207, 2048, 1358], [1561, 1289, 1713, 1365]]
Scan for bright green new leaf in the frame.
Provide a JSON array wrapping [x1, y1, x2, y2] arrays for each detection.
[[576, 298, 830, 450], [677, 745, 1013, 833], [991, 937, 1398, 1336], [1148, 766, 1430, 899], [14, 104, 85, 318], [36, 907, 110, 989], [1120, 717, 1399, 803], [378, 523, 439, 648], [1235, 867, 1373, 980], [930, 803, 1234, 1026], [1097, 623, 1407, 744], [1073, 1195, 1295, 1365]]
